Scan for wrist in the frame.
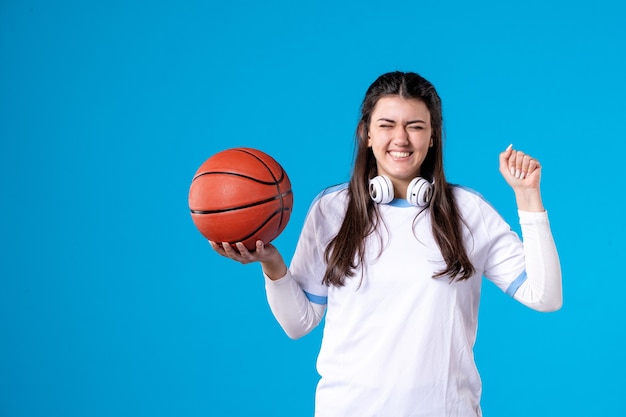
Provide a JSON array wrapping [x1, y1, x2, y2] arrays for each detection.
[[514, 188, 544, 212], [262, 258, 288, 281]]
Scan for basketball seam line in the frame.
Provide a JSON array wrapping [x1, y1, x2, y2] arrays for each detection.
[[190, 190, 293, 214], [192, 170, 286, 185], [233, 208, 289, 243]]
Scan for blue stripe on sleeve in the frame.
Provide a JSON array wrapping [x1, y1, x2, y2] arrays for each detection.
[[505, 270, 528, 297], [304, 290, 328, 305]]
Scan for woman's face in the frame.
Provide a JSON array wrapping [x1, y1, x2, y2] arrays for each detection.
[[367, 96, 433, 198]]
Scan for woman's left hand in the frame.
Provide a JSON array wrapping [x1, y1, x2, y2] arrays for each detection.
[[499, 144, 541, 190]]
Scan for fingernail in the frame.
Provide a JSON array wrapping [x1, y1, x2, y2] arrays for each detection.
[[515, 169, 521, 178], [506, 144, 513, 151], [510, 167, 515, 176]]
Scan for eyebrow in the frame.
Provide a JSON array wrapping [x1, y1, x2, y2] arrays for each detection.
[[377, 118, 427, 124]]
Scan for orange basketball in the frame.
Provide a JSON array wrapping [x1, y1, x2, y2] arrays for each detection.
[[188, 148, 293, 250]]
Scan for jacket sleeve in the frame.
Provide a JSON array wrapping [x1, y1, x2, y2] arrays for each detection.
[[510, 210, 563, 312], [264, 271, 326, 339]]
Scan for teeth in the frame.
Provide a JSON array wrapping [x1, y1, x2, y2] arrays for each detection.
[[390, 151, 410, 158]]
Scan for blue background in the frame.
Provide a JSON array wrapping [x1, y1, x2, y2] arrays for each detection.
[[1, 0, 624, 416]]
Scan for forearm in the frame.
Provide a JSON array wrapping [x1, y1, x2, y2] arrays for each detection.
[[513, 211, 563, 312], [264, 271, 326, 339]]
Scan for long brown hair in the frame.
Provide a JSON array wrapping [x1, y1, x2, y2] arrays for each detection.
[[322, 71, 475, 286]]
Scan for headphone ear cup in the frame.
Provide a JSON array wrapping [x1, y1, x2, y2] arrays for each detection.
[[406, 177, 433, 207], [369, 175, 394, 204]]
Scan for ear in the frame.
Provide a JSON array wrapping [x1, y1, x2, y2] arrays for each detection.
[[429, 138, 434, 147], [358, 122, 371, 147]]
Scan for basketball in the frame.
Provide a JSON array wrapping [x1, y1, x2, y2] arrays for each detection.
[[188, 148, 293, 250]]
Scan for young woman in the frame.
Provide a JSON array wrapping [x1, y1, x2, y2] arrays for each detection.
[[210, 71, 562, 417]]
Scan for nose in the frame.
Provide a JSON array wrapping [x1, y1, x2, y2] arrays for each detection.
[[393, 126, 409, 145]]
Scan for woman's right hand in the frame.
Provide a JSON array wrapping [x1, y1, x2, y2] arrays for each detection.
[[209, 240, 288, 280]]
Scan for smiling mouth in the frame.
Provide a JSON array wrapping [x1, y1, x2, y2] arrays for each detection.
[[389, 151, 411, 158]]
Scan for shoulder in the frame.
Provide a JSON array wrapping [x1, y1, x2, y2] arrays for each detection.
[[310, 182, 350, 209], [306, 182, 348, 232], [450, 184, 491, 206], [304, 182, 350, 220], [448, 184, 515, 243], [313, 182, 350, 202], [449, 184, 504, 220]]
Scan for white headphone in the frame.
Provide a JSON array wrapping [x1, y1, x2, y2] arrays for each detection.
[[369, 175, 434, 207]]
